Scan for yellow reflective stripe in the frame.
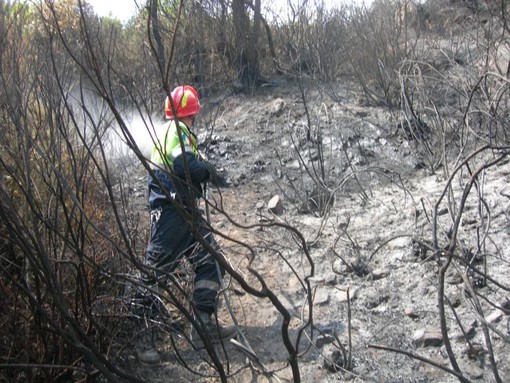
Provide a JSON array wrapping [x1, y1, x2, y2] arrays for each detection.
[[181, 91, 189, 108], [169, 145, 195, 161], [195, 280, 220, 292]]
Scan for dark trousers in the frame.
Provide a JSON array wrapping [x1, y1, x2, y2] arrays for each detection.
[[145, 201, 223, 314]]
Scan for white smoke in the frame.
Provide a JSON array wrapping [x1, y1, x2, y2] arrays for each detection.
[[106, 110, 164, 161]]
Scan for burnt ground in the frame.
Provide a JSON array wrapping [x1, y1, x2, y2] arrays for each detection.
[[109, 78, 510, 383]]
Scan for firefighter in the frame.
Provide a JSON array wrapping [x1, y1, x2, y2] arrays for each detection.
[[136, 85, 235, 365]]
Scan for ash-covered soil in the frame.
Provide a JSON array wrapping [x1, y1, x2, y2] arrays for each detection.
[[115, 79, 510, 383]]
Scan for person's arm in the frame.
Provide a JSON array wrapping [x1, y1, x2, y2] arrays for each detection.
[[173, 152, 227, 187], [172, 152, 209, 183]]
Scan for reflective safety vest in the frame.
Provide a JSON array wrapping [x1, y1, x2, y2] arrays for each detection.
[[150, 120, 199, 168]]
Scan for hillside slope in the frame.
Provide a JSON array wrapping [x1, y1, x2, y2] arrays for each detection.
[[121, 79, 510, 382]]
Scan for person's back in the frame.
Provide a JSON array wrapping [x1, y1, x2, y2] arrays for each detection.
[[148, 119, 207, 207]]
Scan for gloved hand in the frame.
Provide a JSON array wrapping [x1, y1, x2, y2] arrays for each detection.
[[203, 161, 228, 187]]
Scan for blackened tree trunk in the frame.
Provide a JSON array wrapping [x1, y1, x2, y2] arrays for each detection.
[[232, 0, 262, 88], [149, 0, 166, 80]]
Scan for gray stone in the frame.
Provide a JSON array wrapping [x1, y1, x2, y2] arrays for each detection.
[[316, 333, 336, 348], [323, 350, 346, 372], [370, 268, 390, 280], [500, 297, 510, 313], [404, 307, 420, 319], [332, 258, 345, 274], [268, 195, 284, 215], [486, 309, 503, 324], [500, 188, 510, 199], [270, 98, 286, 116], [448, 292, 462, 308], [464, 363, 484, 380], [335, 286, 357, 303], [314, 288, 330, 306], [412, 328, 443, 347], [325, 273, 337, 285]]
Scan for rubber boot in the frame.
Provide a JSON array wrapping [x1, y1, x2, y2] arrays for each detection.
[[136, 327, 161, 366], [191, 311, 236, 344]]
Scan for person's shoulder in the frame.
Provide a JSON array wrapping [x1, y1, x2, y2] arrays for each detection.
[[176, 120, 192, 135], [165, 120, 178, 133]]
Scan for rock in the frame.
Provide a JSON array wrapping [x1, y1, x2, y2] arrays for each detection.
[[500, 297, 510, 314], [332, 258, 344, 274], [461, 216, 477, 226], [412, 328, 443, 347], [437, 208, 448, 216], [370, 268, 390, 280], [457, 322, 476, 342], [500, 188, 510, 199], [308, 276, 325, 284], [316, 333, 335, 348], [287, 159, 301, 169], [336, 286, 357, 303], [267, 195, 284, 215], [404, 307, 420, 319], [323, 350, 346, 372], [448, 292, 462, 308], [486, 309, 503, 324], [255, 200, 265, 212], [314, 288, 330, 306], [463, 363, 484, 380], [365, 295, 387, 309], [270, 98, 286, 116], [325, 273, 337, 285]]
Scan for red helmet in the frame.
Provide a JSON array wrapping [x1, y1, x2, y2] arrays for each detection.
[[164, 85, 200, 119]]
